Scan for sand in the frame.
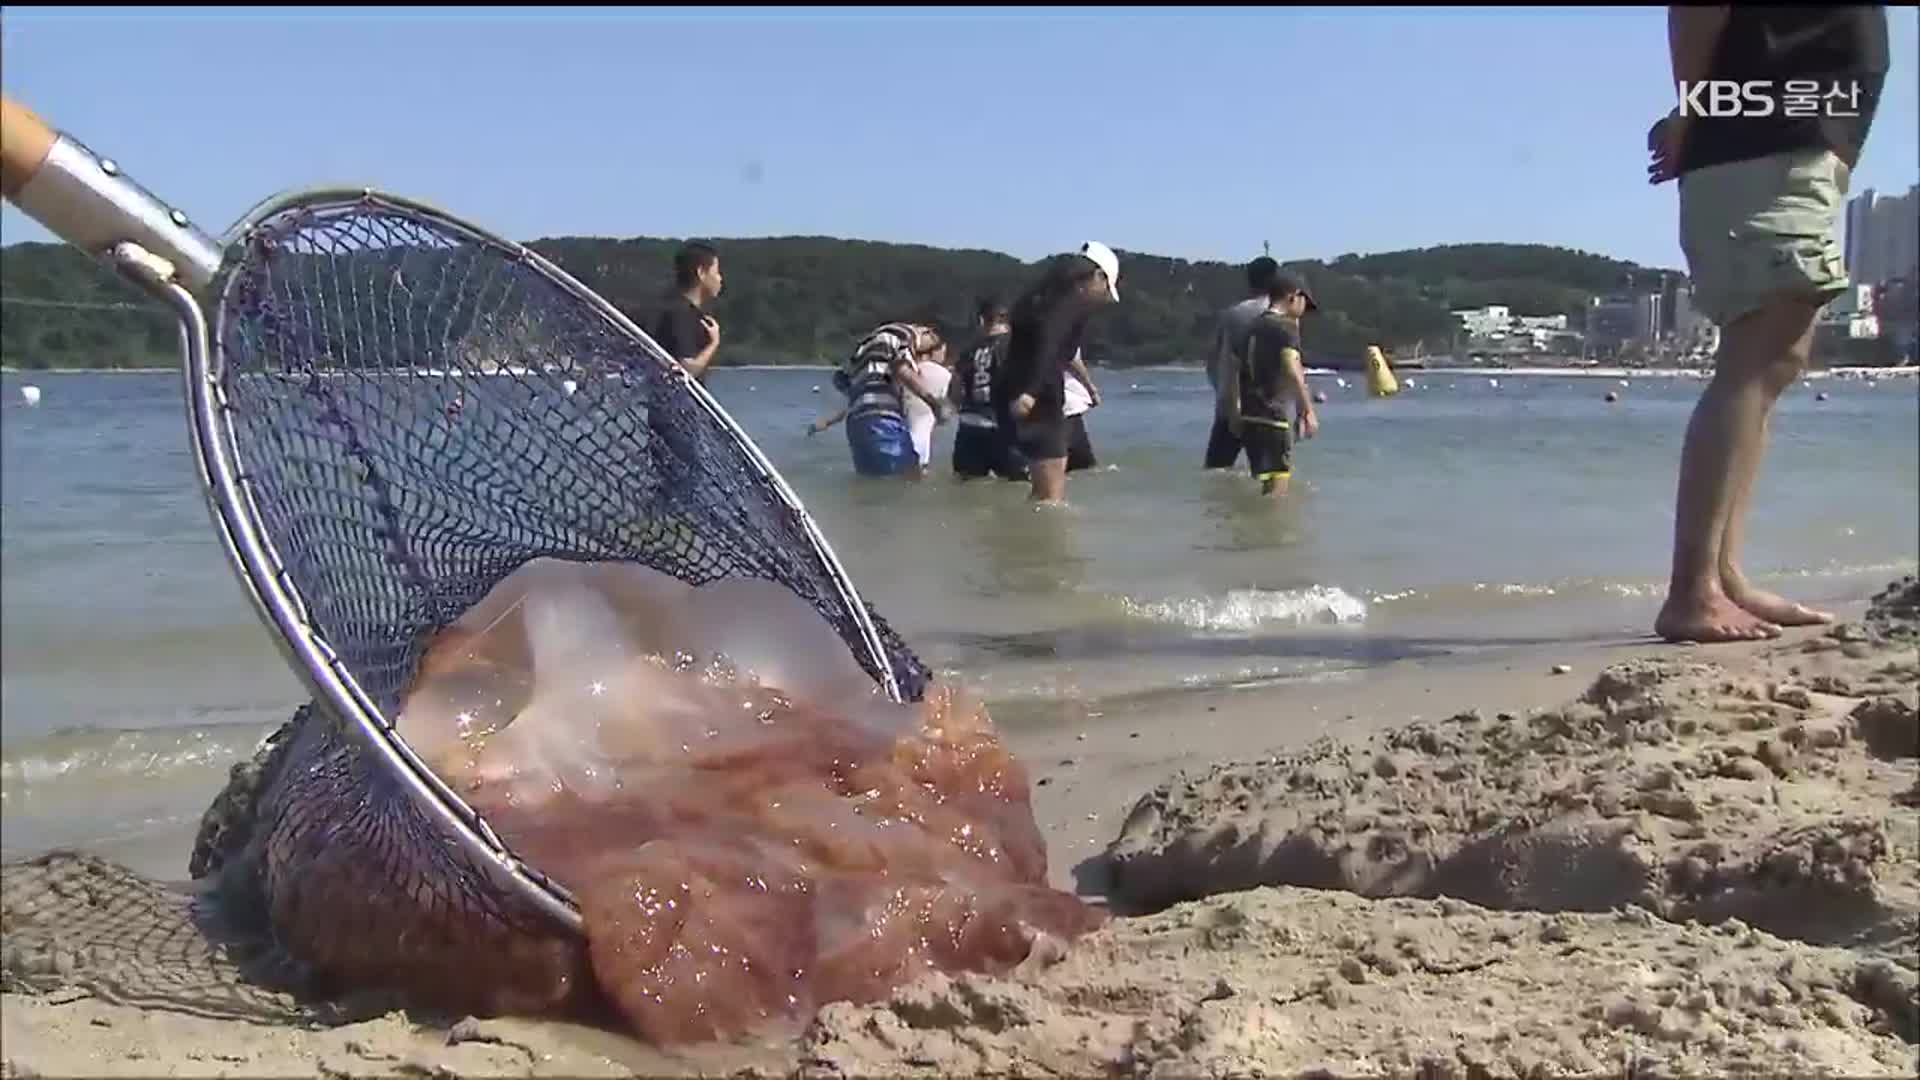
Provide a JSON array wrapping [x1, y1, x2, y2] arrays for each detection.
[[4, 577, 1916, 1078]]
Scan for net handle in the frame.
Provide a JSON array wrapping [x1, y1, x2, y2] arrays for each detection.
[[0, 96, 56, 197], [0, 93, 224, 289]]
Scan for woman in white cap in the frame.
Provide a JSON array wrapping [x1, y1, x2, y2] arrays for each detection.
[[992, 241, 1120, 503]]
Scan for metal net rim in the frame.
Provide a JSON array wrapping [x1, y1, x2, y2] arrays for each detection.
[[195, 188, 903, 937]]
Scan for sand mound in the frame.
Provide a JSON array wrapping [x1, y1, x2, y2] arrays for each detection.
[[1102, 644, 1918, 952], [800, 886, 1917, 1078]]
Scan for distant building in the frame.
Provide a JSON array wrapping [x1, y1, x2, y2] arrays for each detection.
[[1587, 296, 1638, 349], [1633, 293, 1663, 344], [1844, 183, 1920, 288], [1819, 283, 1882, 340], [1671, 284, 1706, 336], [1450, 305, 1510, 338]]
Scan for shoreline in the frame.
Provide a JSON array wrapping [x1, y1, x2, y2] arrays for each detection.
[[3, 577, 1914, 1076]]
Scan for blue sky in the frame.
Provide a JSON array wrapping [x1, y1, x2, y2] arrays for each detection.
[[2, 6, 1915, 271]]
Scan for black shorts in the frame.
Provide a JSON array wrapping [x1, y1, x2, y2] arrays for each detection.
[[1244, 420, 1293, 481], [952, 422, 1028, 480], [1015, 411, 1071, 463], [1065, 414, 1097, 472]]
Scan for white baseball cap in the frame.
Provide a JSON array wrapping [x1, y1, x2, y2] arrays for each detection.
[[1079, 240, 1121, 302]]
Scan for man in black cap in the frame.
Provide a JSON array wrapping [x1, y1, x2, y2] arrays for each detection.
[[1221, 269, 1320, 497], [1204, 256, 1282, 470]]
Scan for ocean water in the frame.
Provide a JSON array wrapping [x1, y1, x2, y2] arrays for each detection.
[[3, 367, 1916, 877]]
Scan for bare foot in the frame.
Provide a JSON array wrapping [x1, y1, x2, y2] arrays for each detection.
[[1655, 592, 1783, 643], [1724, 582, 1835, 628]]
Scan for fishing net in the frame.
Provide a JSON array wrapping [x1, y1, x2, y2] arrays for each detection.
[[203, 192, 931, 925]]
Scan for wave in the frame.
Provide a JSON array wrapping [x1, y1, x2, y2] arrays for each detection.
[[1119, 585, 1369, 633], [1365, 560, 1918, 615], [1, 722, 272, 794]]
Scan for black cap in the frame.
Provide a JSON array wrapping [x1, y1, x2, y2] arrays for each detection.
[[1273, 270, 1319, 311]]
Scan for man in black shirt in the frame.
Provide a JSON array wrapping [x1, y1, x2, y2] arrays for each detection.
[[1221, 270, 1320, 497], [1646, 6, 1888, 644], [649, 241, 724, 381], [950, 297, 1028, 481]]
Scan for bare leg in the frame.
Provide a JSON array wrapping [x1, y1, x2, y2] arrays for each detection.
[[1028, 457, 1068, 504], [1261, 474, 1290, 497], [1655, 299, 1820, 643], [1717, 317, 1835, 628]]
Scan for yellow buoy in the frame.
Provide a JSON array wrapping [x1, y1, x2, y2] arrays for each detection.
[[1364, 344, 1399, 397]]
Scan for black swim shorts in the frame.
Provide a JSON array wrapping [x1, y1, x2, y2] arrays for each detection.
[[1243, 419, 1292, 481]]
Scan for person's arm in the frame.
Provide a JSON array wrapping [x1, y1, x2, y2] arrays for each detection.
[[1650, 6, 1732, 184], [808, 402, 849, 435], [893, 357, 953, 419], [1669, 5, 1729, 92], [1067, 349, 1101, 407], [679, 313, 722, 380], [1280, 339, 1317, 439], [1211, 321, 1237, 410], [1013, 311, 1074, 411], [1222, 337, 1245, 432]]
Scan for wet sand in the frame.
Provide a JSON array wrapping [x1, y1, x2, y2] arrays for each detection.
[[3, 578, 1915, 1078]]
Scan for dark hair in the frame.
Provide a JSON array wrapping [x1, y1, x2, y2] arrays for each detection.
[[1015, 252, 1099, 319], [975, 296, 1009, 324], [1246, 256, 1280, 292], [672, 241, 720, 290]]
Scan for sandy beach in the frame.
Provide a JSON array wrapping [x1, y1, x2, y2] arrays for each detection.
[[3, 577, 1916, 1078]]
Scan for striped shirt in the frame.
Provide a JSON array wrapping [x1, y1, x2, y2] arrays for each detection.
[[840, 323, 919, 422]]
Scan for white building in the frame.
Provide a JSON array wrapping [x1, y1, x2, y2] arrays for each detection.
[[1633, 293, 1663, 343], [1820, 283, 1882, 340], [1844, 183, 1919, 288], [1451, 305, 1510, 338]]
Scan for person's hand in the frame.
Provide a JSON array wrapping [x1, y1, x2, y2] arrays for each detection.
[[701, 314, 722, 345], [934, 399, 955, 424], [1012, 393, 1036, 420], [1647, 108, 1689, 185], [1087, 384, 1103, 408], [1298, 407, 1319, 440]]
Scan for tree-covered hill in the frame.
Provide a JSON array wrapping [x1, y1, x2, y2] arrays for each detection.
[[0, 235, 1664, 370]]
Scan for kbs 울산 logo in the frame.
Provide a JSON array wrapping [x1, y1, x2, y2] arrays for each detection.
[[1678, 80, 1864, 119]]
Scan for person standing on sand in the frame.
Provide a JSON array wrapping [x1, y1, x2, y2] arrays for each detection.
[[1204, 256, 1282, 470], [994, 241, 1122, 504], [1221, 270, 1320, 497], [649, 241, 724, 382], [1647, 6, 1887, 643]]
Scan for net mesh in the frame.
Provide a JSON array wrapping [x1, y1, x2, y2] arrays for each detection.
[[213, 197, 931, 727]]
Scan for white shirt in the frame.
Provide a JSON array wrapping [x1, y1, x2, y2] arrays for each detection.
[[1063, 370, 1093, 418], [902, 360, 952, 466]]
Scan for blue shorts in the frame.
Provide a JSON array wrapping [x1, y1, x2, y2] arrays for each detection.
[[846, 413, 918, 477]]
